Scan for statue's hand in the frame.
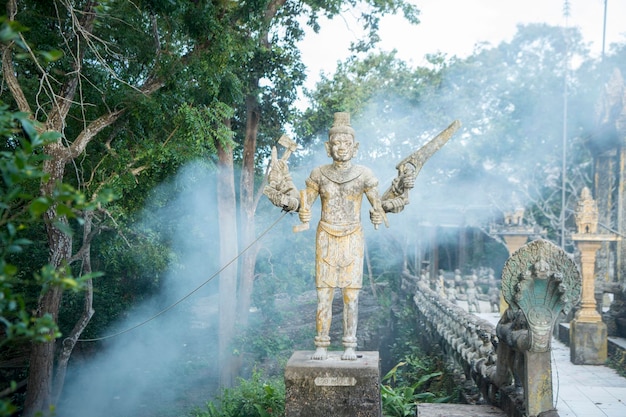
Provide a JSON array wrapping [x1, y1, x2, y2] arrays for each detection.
[[381, 200, 394, 212], [369, 208, 383, 227], [401, 174, 415, 190], [281, 195, 299, 212], [268, 159, 289, 185], [264, 186, 298, 211], [299, 207, 311, 223]]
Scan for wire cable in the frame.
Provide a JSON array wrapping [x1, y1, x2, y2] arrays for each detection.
[[77, 210, 289, 342], [552, 346, 560, 408]]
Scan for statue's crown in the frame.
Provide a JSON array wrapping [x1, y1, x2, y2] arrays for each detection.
[[329, 112, 355, 138]]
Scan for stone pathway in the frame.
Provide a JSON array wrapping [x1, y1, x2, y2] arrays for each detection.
[[550, 337, 626, 417]]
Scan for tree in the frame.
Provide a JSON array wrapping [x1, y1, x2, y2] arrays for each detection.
[[0, 104, 103, 415], [1, 1, 236, 413]]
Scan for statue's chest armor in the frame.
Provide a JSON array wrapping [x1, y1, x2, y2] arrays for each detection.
[[319, 178, 364, 201], [318, 166, 366, 222]]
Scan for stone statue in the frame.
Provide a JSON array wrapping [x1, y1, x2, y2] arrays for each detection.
[[488, 284, 500, 313], [466, 279, 481, 313], [264, 112, 460, 360], [494, 239, 581, 417], [445, 280, 458, 304]]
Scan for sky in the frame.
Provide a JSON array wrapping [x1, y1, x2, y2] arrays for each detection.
[[298, 0, 626, 90]]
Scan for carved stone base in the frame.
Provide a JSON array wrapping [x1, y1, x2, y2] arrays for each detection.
[[569, 320, 608, 365], [284, 350, 381, 417]]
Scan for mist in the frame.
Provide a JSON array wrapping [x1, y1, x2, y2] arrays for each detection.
[[59, 161, 224, 417]]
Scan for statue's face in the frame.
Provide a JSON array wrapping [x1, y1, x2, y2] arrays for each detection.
[[326, 133, 358, 162]]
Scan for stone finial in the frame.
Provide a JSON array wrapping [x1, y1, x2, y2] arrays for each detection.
[[574, 187, 599, 234], [503, 192, 525, 226]]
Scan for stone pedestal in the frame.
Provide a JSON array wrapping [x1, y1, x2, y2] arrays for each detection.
[[284, 351, 381, 417], [570, 320, 608, 365]]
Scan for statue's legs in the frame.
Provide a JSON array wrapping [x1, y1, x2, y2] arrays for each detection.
[[341, 288, 359, 360], [313, 286, 333, 360]]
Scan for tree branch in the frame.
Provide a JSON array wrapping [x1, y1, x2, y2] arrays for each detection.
[[67, 109, 124, 161], [67, 76, 162, 161], [47, 1, 99, 131], [2, 47, 31, 113], [2, 0, 31, 114]]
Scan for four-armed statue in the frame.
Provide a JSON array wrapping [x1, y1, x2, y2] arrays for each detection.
[[264, 112, 460, 360]]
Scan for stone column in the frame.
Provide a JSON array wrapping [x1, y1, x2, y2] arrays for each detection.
[[525, 351, 554, 417], [570, 187, 619, 365], [574, 241, 604, 323], [570, 238, 609, 365]]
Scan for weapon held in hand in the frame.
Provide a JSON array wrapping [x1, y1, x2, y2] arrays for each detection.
[[278, 135, 298, 161], [381, 120, 461, 213], [264, 135, 299, 211], [293, 189, 310, 233]]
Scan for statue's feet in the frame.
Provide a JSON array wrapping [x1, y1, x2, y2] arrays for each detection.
[[341, 347, 357, 361], [312, 347, 328, 360]]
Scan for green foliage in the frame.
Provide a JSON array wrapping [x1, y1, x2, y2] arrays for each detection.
[[381, 351, 459, 416], [607, 349, 626, 379], [380, 299, 458, 416], [381, 361, 439, 417], [191, 370, 285, 417], [1, 108, 95, 344], [175, 102, 236, 154], [233, 325, 293, 362]]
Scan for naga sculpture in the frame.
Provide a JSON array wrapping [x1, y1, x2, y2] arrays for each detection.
[[494, 239, 581, 416]]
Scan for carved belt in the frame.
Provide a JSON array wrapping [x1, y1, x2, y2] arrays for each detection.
[[318, 221, 361, 237]]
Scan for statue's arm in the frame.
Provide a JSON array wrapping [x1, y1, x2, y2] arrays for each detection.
[[263, 155, 299, 211], [381, 164, 414, 213], [365, 185, 386, 228]]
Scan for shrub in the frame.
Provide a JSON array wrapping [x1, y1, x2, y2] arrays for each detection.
[[191, 370, 285, 417]]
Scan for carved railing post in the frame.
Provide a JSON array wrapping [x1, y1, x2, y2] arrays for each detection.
[[496, 239, 581, 417]]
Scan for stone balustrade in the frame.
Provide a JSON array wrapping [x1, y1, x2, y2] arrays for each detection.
[[412, 240, 581, 417], [413, 282, 504, 408], [413, 280, 525, 417]]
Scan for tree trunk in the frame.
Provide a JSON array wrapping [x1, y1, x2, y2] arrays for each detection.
[[237, 94, 261, 324], [23, 142, 72, 417], [52, 211, 96, 403], [217, 119, 239, 387], [23, 287, 63, 417]]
